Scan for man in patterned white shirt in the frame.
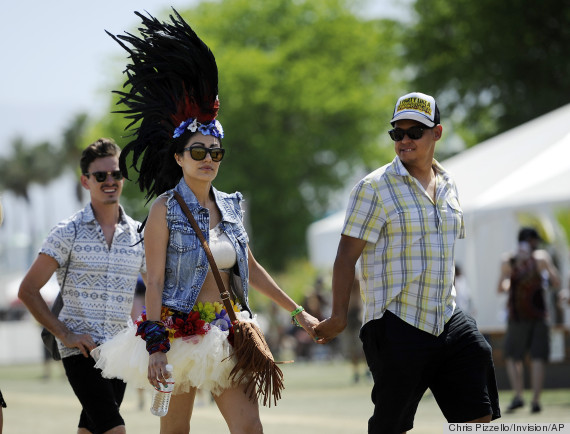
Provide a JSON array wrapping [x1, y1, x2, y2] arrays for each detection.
[[315, 93, 500, 433], [19, 138, 146, 434]]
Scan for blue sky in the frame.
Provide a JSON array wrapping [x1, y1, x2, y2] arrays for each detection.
[[0, 0, 409, 155], [1, 0, 192, 154]]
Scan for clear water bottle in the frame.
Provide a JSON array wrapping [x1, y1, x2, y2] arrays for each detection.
[[150, 364, 175, 417]]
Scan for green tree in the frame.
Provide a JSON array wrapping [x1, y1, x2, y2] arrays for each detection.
[[0, 137, 61, 261], [405, 0, 570, 145], [0, 138, 60, 201], [100, 0, 402, 269], [61, 113, 90, 203]]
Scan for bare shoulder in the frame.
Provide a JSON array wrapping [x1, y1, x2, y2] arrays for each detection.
[[499, 252, 513, 266], [532, 249, 552, 262], [150, 195, 168, 212], [146, 196, 168, 227], [153, 195, 168, 205]]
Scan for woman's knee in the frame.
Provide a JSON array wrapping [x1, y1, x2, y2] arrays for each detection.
[[159, 391, 195, 434], [227, 415, 263, 434]]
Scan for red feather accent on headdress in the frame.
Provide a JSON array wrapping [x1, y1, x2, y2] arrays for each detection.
[[171, 92, 220, 125]]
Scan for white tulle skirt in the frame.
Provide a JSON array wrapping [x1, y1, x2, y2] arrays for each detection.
[[92, 310, 256, 396]]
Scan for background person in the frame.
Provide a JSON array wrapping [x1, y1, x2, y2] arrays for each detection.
[[0, 199, 5, 434], [497, 227, 560, 413], [454, 264, 475, 317], [0, 388, 5, 434], [295, 277, 330, 360], [131, 275, 147, 324], [341, 277, 366, 383], [558, 285, 570, 326], [18, 138, 146, 434], [130, 275, 147, 410], [315, 92, 501, 433]]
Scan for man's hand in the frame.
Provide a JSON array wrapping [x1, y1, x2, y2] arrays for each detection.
[[314, 315, 347, 344], [60, 332, 97, 358]]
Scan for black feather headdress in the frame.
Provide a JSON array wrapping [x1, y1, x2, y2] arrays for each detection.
[[107, 8, 222, 199]]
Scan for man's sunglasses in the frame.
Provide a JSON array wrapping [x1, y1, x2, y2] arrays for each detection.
[[388, 126, 432, 141], [84, 170, 124, 182], [183, 146, 225, 162]]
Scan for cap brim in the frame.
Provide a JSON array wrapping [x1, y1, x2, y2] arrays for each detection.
[[390, 112, 435, 128]]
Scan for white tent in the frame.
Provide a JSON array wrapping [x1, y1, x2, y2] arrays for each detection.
[[307, 103, 570, 330]]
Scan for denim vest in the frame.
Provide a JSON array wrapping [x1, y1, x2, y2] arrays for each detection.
[[162, 178, 251, 314]]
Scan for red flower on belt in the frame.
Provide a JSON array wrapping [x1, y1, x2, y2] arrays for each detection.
[[172, 311, 208, 338]]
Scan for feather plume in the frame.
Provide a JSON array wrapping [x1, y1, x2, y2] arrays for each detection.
[[107, 8, 219, 199]]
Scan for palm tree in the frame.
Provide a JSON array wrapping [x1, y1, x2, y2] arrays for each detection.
[[0, 137, 61, 263], [60, 113, 89, 203]]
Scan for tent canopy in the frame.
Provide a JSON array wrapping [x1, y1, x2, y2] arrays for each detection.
[[444, 104, 570, 212]]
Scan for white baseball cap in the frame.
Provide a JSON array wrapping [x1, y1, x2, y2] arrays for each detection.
[[390, 92, 440, 127]]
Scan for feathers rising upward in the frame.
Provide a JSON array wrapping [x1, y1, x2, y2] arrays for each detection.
[[107, 8, 219, 198]]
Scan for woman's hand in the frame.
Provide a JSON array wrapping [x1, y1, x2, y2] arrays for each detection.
[[295, 311, 320, 341], [148, 351, 169, 389], [314, 315, 347, 344]]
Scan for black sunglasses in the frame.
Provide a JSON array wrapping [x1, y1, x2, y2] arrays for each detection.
[[84, 170, 124, 182], [388, 126, 432, 141], [183, 146, 225, 162]]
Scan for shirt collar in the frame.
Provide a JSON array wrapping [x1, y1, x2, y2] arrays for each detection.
[[389, 156, 449, 180], [81, 203, 130, 230]]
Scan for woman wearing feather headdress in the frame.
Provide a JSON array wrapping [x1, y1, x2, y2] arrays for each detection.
[[92, 10, 319, 433]]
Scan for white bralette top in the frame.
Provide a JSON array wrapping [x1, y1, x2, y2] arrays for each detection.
[[209, 224, 237, 272]]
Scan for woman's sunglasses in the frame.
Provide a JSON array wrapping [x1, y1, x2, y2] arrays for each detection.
[[84, 170, 124, 182], [183, 146, 225, 162], [388, 126, 432, 141]]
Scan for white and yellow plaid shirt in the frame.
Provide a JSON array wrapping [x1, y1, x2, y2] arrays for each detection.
[[342, 156, 465, 336]]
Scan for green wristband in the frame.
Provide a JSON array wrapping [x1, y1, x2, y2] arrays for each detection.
[[290, 306, 304, 317], [290, 306, 304, 327]]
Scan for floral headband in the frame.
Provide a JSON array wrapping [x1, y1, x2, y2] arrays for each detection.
[[173, 118, 224, 139]]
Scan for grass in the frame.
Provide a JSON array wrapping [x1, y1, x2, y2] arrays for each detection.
[[1, 360, 570, 433]]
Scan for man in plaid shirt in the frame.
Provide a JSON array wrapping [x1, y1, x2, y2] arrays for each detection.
[[316, 92, 501, 433]]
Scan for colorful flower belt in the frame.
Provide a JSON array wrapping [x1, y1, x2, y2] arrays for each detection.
[[135, 301, 241, 345]]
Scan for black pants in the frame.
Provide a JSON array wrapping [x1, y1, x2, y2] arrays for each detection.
[[360, 309, 501, 433], [63, 354, 126, 434]]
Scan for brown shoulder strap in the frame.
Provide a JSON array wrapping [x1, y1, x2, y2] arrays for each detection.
[[173, 191, 238, 323]]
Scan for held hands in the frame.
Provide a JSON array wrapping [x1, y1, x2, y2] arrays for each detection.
[[294, 310, 320, 341], [314, 315, 347, 344]]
